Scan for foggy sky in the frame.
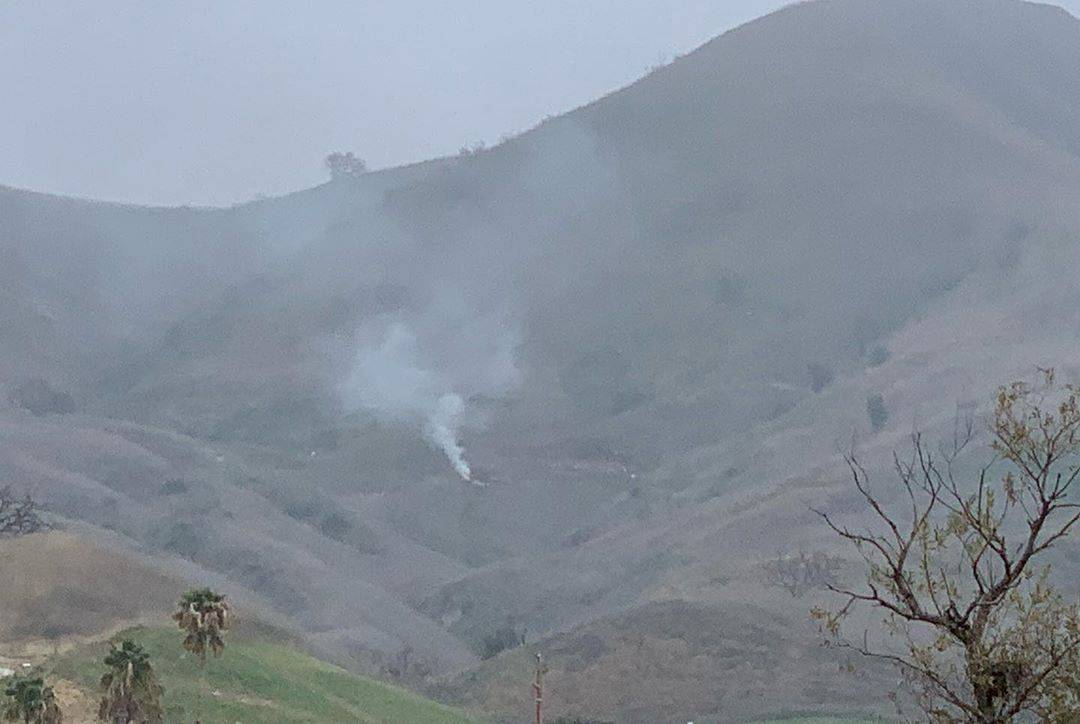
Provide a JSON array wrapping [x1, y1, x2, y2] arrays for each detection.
[[4, 0, 1078, 207], [0, 1, 794, 206]]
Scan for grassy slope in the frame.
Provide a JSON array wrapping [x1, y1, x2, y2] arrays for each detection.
[[50, 627, 476, 724]]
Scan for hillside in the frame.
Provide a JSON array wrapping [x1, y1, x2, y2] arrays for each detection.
[[46, 627, 475, 724], [436, 600, 893, 722], [4, 0, 1080, 719], [0, 534, 475, 723], [0, 532, 182, 645]]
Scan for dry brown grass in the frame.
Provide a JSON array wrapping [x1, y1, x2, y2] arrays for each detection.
[[49, 678, 98, 724], [0, 532, 183, 649]]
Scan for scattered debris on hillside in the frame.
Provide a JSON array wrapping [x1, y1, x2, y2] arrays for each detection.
[[764, 549, 842, 597]]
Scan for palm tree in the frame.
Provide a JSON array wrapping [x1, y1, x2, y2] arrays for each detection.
[[98, 640, 163, 724], [3, 673, 62, 724], [172, 588, 229, 663]]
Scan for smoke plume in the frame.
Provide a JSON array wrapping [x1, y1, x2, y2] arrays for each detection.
[[344, 314, 517, 481], [342, 323, 469, 479], [425, 393, 471, 480]]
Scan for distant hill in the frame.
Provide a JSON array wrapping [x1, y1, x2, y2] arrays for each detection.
[[4, 0, 1080, 720]]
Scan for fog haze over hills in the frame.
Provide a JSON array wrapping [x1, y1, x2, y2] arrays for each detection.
[[1, 0, 788, 206], [4, 1, 1080, 720]]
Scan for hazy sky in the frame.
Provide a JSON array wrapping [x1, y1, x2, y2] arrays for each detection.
[[3, 1, 1078, 207], [0, 1, 794, 206]]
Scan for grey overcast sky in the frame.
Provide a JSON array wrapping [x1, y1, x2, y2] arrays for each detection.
[[2, 0, 1077, 207]]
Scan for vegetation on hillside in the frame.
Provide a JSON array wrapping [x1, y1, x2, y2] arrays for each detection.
[[173, 588, 229, 663], [2, 672, 62, 724], [50, 627, 476, 723], [0, 489, 48, 538], [8, 379, 75, 417], [816, 370, 1080, 721], [98, 640, 164, 723], [324, 151, 367, 179]]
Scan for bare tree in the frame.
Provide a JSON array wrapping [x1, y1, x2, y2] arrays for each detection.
[[814, 369, 1080, 722], [0, 488, 48, 537]]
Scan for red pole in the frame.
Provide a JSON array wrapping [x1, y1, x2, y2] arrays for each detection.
[[533, 652, 543, 724]]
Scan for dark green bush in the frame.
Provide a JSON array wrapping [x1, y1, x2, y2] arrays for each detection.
[[867, 393, 888, 432], [480, 623, 524, 659]]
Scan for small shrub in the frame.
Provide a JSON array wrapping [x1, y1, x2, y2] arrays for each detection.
[[563, 527, 595, 548], [807, 363, 835, 393], [867, 393, 888, 432], [284, 499, 320, 522], [159, 521, 204, 558], [457, 141, 486, 157], [9, 378, 75, 415], [319, 512, 352, 542], [159, 479, 189, 496], [381, 645, 432, 684], [866, 344, 890, 367], [480, 622, 525, 659]]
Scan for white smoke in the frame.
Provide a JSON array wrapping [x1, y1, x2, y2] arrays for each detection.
[[424, 392, 471, 480], [344, 319, 514, 482]]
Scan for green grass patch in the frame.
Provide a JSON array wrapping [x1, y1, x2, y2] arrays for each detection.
[[752, 718, 884, 724], [50, 626, 477, 723]]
